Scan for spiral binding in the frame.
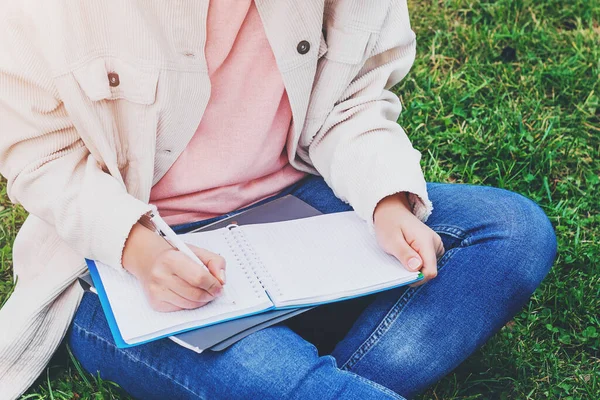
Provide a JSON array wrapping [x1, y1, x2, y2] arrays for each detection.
[[222, 226, 262, 298], [227, 224, 283, 298]]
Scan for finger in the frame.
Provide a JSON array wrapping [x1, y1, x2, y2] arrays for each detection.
[[385, 231, 423, 272], [410, 241, 438, 287], [171, 255, 223, 297], [190, 245, 227, 285], [151, 301, 183, 313], [169, 274, 219, 303], [145, 285, 183, 312], [147, 282, 208, 310], [165, 288, 210, 310]]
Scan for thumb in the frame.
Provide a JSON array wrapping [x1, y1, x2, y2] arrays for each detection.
[[388, 234, 423, 272], [189, 245, 227, 285]]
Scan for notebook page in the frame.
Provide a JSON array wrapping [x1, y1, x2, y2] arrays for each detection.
[[93, 228, 272, 344], [240, 212, 420, 307]]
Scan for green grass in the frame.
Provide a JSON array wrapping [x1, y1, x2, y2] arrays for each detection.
[[1, 0, 599, 398]]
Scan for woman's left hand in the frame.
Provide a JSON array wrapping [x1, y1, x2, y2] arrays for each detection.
[[373, 193, 445, 287]]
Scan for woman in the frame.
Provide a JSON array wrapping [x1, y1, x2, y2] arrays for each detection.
[[0, 0, 556, 399]]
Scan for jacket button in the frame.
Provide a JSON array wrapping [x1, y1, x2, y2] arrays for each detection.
[[297, 40, 310, 55], [108, 72, 120, 87]]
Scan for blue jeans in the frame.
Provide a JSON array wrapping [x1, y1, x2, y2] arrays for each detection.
[[68, 177, 557, 399]]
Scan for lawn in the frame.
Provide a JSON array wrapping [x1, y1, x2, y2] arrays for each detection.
[[1, 0, 599, 398]]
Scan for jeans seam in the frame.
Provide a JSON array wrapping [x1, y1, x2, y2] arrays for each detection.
[[429, 224, 469, 242], [339, 246, 463, 372], [72, 322, 205, 400], [339, 286, 421, 371]]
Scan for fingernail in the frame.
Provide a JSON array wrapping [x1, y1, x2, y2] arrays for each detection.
[[219, 270, 226, 285], [408, 257, 422, 270], [214, 287, 223, 297]]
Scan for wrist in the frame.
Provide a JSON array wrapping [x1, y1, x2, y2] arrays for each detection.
[[374, 192, 413, 224], [122, 222, 170, 278]]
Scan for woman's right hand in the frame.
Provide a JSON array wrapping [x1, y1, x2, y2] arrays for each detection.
[[122, 222, 226, 312]]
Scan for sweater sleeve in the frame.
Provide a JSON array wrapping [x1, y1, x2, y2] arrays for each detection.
[[0, 11, 151, 269], [308, 0, 432, 226]]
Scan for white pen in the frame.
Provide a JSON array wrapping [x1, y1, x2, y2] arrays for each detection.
[[148, 210, 232, 303]]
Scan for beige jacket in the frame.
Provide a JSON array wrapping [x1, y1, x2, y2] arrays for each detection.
[[0, 0, 431, 397]]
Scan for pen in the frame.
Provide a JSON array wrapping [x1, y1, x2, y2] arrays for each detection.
[[148, 210, 232, 303]]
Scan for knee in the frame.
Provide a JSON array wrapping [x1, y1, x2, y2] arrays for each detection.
[[489, 188, 557, 290]]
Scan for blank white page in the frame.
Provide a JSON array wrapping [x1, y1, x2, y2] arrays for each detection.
[[240, 212, 420, 307], [93, 228, 272, 345]]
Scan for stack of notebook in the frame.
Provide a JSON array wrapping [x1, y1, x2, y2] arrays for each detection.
[[81, 195, 423, 352]]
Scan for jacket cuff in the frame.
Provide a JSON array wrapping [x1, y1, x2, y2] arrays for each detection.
[[91, 192, 153, 269], [325, 136, 432, 230]]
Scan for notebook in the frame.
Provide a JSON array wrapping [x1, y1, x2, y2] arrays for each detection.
[[87, 211, 423, 347]]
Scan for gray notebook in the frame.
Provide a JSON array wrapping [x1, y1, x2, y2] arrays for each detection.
[[79, 194, 321, 352]]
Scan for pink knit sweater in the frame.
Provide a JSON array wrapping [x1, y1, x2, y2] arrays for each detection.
[[150, 0, 305, 225]]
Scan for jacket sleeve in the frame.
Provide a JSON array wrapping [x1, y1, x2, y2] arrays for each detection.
[[0, 10, 151, 269], [308, 0, 432, 226]]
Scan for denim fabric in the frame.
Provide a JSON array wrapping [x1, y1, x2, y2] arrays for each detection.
[[68, 177, 557, 399]]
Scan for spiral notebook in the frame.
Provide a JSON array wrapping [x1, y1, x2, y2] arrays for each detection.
[[87, 211, 423, 347]]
